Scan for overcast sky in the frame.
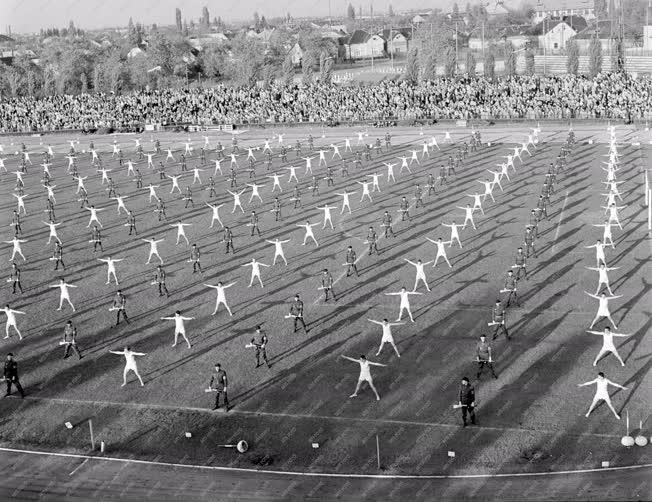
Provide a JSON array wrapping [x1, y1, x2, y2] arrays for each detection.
[[2, 0, 566, 34]]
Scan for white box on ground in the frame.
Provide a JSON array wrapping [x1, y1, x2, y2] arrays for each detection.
[[601, 461, 609, 468], [448, 451, 455, 458], [185, 432, 192, 438], [64, 422, 73, 429], [311, 442, 319, 448]]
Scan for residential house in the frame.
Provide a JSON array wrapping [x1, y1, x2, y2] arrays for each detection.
[[531, 19, 578, 53], [379, 28, 411, 56], [344, 30, 385, 60], [412, 13, 432, 25], [288, 41, 304, 66]]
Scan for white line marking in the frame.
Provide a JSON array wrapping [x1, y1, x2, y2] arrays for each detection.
[[550, 190, 569, 255], [68, 458, 88, 476], [17, 395, 620, 439], [0, 447, 649, 480]]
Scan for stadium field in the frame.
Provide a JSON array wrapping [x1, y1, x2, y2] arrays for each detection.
[[0, 123, 649, 482]]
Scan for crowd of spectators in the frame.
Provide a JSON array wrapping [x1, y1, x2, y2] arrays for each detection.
[[1, 72, 650, 133]]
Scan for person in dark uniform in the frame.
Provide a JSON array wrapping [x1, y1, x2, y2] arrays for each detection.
[[223, 226, 235, 254], [321, 269, 337, 302], [399, 197, 410, 222], [476, 334, 497, 380], [190, 244, 202, 273], [62, 320, 82, 360], [458, 376, 475, 426], [491, 299, 510, 340], [381, 210, 395, 238], [346, 246, 359, 277], [11, 210, 21, 237], [4, 353, 25, 398], [503, 269, 520, 308], [367, 227, 379, 255], [156, 198, 167, 222], [135, 169, 143, 189], [289, 294, 307, 333], [209, 363, 229, 411], [248, 326, 270, 368], [53, 242, 65, 271], [113, 290, 129, 326], [9, 263, 23, 294], [155, 265, 170, 297], [513, 247, 528, 281], [126, 210, 137, 235], [90, 225, 103, 253], [249, 211, 261, 236], [524, 227, 536, 258], [414, 183, 424, 208], [528, 209, 539, 239]]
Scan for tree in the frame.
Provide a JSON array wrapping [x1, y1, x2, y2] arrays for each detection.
[[444, 47, 457, 77], [422, 50, 437, 80], [127, 17, 142, 46], [93, 66, 102, 93], [524, 48, 535, 75], [504, 41, 516, 76], [26, 71, 35, 96], [484, 53, 495, 80], [80, 72, 88, 94], [68, 20, 76, 37], [588, 35, 602, 77], [566, 39, 579, 75], [175, 8, 182, 32], [388, 4, 394, 16], [453, 3, 460, 15], [281, 55, 295, 86], [260, 15, 268, 29], [183, 19, 189, 37], [253, 12, 261, 30], [347, 3, 356, 19], [201, 6, 210, 29], [405, 47, 419, 84], [466, 51, 476, 76], [302, 51, 315, 84]]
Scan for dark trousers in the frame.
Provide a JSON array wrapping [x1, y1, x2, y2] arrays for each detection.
[[514, 266, 528, 281], [128, 224, 137, 235], [158, 282, 170, 297], [54, 258, 65, 270], [492, 322, 510, 340], [213, 390, 229, 409], [294, 316, 307, 333], [5, 376, 24, 397], [461, 405, 475, 426], [192, 261, 202, 273], [346, 263, 359, 277], [477, 360, 497, 380], [63, 343, 82, 359], [504, 290, 520, 308], [255, 348, 269, 367], [324, 287, 337, 302], [93, 241, 104, 252], [116, 308, 129, 325], [225, 241, 235, 254], [250, 225, 261, 236], [415, 198, 424, 208], [368, 243, 378, 255], [383, 226, 395, 238], [525, 243, 536, 258], [401, 210, 410, 221], [12, 280, 23, 294]]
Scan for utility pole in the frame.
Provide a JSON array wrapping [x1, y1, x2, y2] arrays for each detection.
[[455, 21, 459, 74]]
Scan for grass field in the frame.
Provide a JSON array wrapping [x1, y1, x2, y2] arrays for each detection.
[[0, 123, 650, 478]]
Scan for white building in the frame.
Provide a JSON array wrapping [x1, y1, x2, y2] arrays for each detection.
[[533, 6, 595, 24]]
